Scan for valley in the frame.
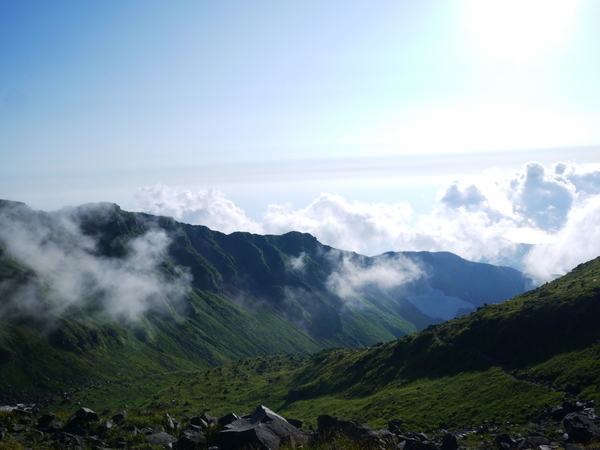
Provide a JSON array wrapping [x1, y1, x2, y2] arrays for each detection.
[[1, 200, 600, 448]]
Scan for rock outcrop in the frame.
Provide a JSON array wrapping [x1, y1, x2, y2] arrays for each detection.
[[219, 405, 306, 450]]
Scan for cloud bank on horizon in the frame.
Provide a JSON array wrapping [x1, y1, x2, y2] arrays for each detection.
[[135, 161, 600, 285]]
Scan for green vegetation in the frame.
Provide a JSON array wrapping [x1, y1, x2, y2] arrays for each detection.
[[43, 256, 600, 434], [2, 200, 600, 446], [0, 200, 529, 399]]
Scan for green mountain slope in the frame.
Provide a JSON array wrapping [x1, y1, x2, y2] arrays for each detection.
[[0, 200, 529, 399], [90, 256, 600, 434], [281, 256, 600, 429]]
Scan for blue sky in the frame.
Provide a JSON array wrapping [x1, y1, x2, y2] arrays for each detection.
[[2, 1, 600, 278]]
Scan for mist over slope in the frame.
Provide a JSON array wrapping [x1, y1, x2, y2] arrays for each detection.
[[27, 253, 600, 439], [268, 254, 600, 429], [0, 199, 530, 393]]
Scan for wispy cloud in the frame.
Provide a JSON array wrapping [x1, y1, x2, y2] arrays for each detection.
[[324, 251, 423, 307], [0, 203, 191, 324], [288, 252, 308, 273]]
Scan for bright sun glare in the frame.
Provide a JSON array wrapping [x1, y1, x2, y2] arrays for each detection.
[[464, 0, 580, 63]]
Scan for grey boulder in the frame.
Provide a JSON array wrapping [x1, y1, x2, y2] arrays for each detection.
[[219, 405, 306, 450]]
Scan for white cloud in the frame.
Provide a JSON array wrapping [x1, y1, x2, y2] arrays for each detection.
[[134, 183, 262, 234], [523, 194, 600, 284], [288, 252, 308, 273], [133, 162, 600, 284], [440, 182, 488, 210], [397, 207, 521, 266], [0, 203, 191, 323], [502, 227, 557, 245], [263, 193, 414, 257], [554, 162, 600, 197], [324, 251, 423, 307], [504, 161, 575, 231]]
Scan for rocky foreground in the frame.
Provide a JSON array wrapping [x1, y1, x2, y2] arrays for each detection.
[[1, 401, 599, 449]]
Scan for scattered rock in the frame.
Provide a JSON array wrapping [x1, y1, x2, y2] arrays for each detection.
[[317, 414, 381, 444], [66, 423, 87, 437], [122, 424, 140, 435], [376, 428, 395, 444], [493, 432, 515, 449], [164, 412, 178, 432], [476, 424, 490, 434], [389, 418, 404, 434], [112, 410, 126, 422], [1, 401, 597, 450], [563, 411, 600, 443], [286, 417, 303, 429], [70, 407, 99, 424], [200, 411, 219, 427], [55, 431, 84, 447], [98, 418, 114, 432], [218, 412, 239, 427], [564, 443, 584, 450], [415, 432, 429, 441], [11, 408, 32, 418], [525, 433, 551, 446], [441, 432, 458, 450], [401, 438, 438, 449], [178, 428, 207, 450], [220, 405, 306, 450], [146, 431, 178, 446], [550, 401, 584, 421], [36, 412, 60, 428]]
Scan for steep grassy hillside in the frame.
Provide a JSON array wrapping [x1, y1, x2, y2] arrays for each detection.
[[272, 256, 600, 429], [50, 256, 599, 433]]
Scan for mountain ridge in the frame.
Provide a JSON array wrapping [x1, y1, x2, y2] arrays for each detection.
[[2, 199, 600, 448], [0, 199, 530, 397]]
